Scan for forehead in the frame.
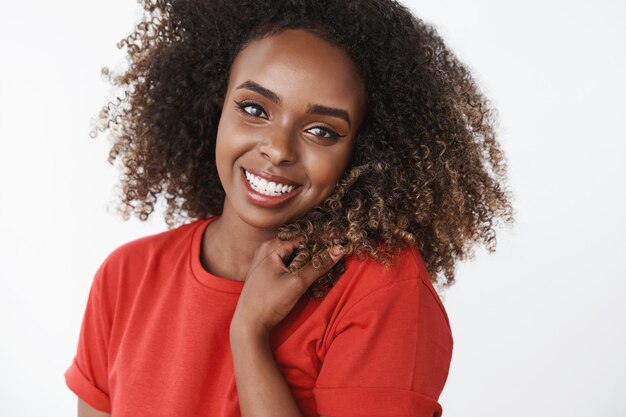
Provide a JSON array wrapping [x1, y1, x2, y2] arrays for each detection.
[[228, 29, 365, 108]]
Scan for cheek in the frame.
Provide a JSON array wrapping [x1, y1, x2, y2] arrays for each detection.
[[304, 146, 353, 190], [215, 113, 255, 159], [214, 114, 245, 185]]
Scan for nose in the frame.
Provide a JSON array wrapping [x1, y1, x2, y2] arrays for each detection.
[[258, 128, 298, 166]]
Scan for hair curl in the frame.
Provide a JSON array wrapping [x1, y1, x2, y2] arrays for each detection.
[[92, 0, 515, 299]]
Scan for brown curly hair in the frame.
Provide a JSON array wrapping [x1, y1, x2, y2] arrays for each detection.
[[91, 0, 515, 299]]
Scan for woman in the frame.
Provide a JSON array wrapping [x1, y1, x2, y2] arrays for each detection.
[[66, 1, 514, 416]]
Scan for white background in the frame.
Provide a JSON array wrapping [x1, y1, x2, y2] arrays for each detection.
[[1, 1, 624, 416]]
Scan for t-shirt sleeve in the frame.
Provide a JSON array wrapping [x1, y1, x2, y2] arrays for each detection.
[[64, 259, 114, 413], [313, 278, 453, 417]]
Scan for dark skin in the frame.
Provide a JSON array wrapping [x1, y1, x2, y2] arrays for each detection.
[[77, 29, 366, 416], [212, 29, 366, 417], [204, 28, 365, 285]]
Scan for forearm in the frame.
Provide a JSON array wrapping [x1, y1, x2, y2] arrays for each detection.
[[230, 323, 305, 417]]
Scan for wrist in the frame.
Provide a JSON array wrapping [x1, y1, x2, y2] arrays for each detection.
[[230, 314, 270, 343]]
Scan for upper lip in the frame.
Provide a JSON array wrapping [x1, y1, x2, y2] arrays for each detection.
[[244, 167, 302, 187]]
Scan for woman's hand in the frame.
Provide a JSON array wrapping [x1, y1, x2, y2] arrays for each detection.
[[230, 237, 344, 336]]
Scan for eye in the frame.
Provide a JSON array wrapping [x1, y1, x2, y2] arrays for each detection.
[[234, 99, 268, 119], [306, 126, 343, 141]]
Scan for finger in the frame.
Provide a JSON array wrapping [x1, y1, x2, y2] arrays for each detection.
[[291, 246, 344, 285], [273, 237, 304, 264], [258, 235, 302, 255]]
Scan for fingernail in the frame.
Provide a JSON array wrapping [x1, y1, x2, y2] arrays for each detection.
[[329, 246, 344, 262]]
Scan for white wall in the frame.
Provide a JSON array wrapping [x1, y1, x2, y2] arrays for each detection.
[[0, 1, 624, 416]]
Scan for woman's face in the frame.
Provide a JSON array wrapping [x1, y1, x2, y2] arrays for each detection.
[[215, 29, 366, 230]]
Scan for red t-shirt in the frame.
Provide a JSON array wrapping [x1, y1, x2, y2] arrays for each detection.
[[65, 215, 453, 416]]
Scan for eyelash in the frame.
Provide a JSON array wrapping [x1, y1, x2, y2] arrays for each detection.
[[233, 99, 343, 141]]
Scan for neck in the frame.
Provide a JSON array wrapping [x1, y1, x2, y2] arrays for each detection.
[[201, 200, 279, 281]]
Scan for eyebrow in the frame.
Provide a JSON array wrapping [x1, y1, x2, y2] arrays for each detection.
[[235, 80, 352, 127]]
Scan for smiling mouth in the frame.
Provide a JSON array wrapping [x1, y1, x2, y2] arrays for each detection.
[[243, 169, 299, 197], [240, 168, 304, 208]]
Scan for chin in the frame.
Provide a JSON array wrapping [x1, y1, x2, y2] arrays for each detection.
[[238, 210, 294, 231]]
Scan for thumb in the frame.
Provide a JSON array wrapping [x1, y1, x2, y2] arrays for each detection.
[[314, 246, 345, 273], [292, 246, 345, 286]]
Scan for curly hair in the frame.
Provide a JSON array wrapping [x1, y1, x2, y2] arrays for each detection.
[[91, 0, 515, 299]]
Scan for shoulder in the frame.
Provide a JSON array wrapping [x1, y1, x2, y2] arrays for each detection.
[[317, 245, 454, 398], [100, 219, 204, 270], [92, 218, 207, 292], [84, 218, 211, 318], [340, 245, 451, 329], [343, 244, 420, 289], [340, 245, 424, 298]]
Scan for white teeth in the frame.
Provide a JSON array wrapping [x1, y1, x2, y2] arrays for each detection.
[[244, 170, 296, 196]]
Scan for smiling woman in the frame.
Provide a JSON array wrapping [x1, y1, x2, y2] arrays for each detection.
[[213, 29, 365, 234], [65, 0, 513, 416]]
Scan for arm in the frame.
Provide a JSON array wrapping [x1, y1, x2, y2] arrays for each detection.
[[230, 322, 306, 417], [78, 399, 111, 417], [67, 258, 115, 416], [228, 238, 344, 417]]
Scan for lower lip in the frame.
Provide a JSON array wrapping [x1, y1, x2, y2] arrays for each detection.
[[240, 168, 303, 208]]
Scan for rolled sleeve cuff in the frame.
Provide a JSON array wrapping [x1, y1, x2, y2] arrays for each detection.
[[64, 358, 111, 413], [313, 386, 443, 417]]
